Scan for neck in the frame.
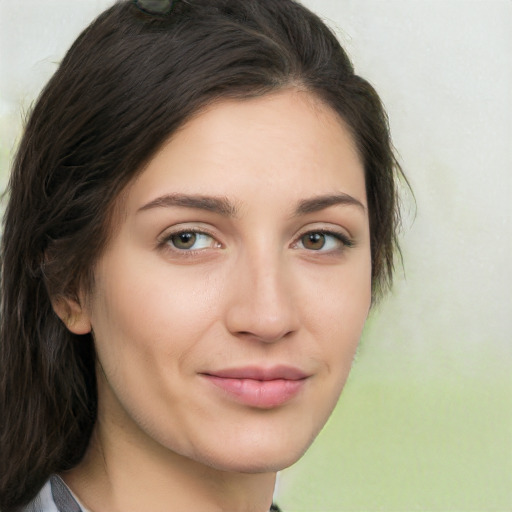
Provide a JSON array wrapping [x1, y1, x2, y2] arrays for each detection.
[[61, 385, 276, 512]]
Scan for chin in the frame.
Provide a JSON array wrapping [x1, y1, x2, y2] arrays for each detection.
[[184, 416, 322, 475], [200, 447, 307, 475]]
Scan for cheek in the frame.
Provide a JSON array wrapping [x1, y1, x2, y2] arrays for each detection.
[[300, 250, 371, 321], [89, 252, 226, 368], [87, 254, 230, 441], [298, 252, 371, 368]]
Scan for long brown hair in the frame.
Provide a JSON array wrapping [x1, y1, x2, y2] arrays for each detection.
[[0, 0, 405, 509]]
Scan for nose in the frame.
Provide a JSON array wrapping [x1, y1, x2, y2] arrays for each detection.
[[224, 250, 299, 343]]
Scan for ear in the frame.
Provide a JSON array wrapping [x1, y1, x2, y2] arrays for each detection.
[[51, 295, 92, 335]]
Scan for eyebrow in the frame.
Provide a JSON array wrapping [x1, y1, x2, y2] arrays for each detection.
[[138, 193, 239, 217], [138, 192, 366, 217], [294, 193, 366, 215]]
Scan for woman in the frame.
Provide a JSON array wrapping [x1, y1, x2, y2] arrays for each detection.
[[0, 0, 404, 511]]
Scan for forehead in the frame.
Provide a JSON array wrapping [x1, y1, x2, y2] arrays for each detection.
[[124, 89, 366, 213]]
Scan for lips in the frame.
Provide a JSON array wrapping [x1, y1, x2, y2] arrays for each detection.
[[206, 365, 308, 381], [200, 366, 309, 409]]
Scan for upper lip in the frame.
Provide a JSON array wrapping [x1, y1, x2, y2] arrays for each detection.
[[201, 366, 309, 381]]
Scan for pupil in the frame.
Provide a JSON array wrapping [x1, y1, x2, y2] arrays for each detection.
[[304, 233, 325, 250], [174, 232, 196, 248]]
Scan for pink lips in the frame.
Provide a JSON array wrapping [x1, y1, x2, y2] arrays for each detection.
[[201, 366, 309, 409]]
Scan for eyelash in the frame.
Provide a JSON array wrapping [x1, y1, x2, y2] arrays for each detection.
[[293, 229, 354, 253], [158, 228, 354, 256], [159, 228, 220, 254]]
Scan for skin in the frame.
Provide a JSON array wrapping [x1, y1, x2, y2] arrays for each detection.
[[57, 89, 372, 512]]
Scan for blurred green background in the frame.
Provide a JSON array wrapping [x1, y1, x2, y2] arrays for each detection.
[[1, 1, 510, 510]]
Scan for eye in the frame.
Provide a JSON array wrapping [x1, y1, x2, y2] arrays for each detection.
[[297, 231, 353, 252], [166, 231, 219, 251]]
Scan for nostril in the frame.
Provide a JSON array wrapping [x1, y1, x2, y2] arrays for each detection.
[[233, 328, 295, 344]]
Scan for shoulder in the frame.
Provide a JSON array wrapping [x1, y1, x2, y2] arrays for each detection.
[[19, 476, 82, 512], [19, 480, 58, 512]]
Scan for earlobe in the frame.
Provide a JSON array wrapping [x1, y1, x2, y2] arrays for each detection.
[[51, 296, 92, 335]]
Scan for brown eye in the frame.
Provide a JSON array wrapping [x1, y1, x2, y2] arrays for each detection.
[[301, 232, 326, 250], [167, 231, 218, 251], [297, 231, 353, 252], [170, 232, 197, 250]]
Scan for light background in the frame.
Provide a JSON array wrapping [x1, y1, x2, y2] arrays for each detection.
[[0, 1, 510, 511]]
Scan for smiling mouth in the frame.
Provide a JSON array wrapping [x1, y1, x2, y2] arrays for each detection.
[[200, 366, 309, 409]]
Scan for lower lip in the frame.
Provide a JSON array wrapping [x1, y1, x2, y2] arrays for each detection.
[[202, 375, 307, 408]]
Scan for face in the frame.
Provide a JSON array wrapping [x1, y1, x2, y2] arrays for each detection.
[[73, 90, 371, 473]]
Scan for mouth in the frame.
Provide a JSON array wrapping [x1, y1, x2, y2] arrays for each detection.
[[199, 366, 310, 409]]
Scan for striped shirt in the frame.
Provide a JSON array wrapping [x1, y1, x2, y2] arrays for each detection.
[[22, 475, 282, 511]]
